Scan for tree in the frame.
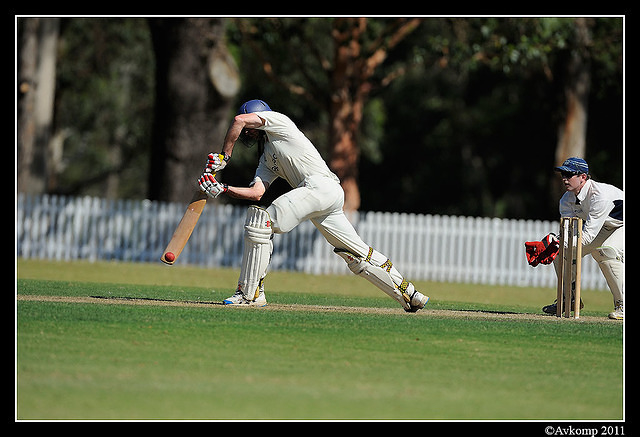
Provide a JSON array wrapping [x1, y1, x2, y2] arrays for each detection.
[[555, 18, 591, 168], [359, 17, 622, 219], [455, 18, 620, 202], [22, 18, 156, 199], [329, 18, 421, 212], [147, 18, 240, 202], [17, 17, 60, 194], [20, 16, 620, 221], [231, 17, 421, 213]]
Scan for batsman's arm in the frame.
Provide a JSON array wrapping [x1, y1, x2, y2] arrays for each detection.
[[222, 113, 266, 156], [225, 178, 268, 202]]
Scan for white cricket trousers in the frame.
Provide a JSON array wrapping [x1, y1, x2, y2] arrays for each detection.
[[554, 223, 624, 303], [266, 175, 383, 262], [584, 224, 624, 303]]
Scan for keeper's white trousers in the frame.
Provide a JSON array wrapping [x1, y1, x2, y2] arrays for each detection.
[[554, 223, 624, 303], [584, 224, 624, 303]]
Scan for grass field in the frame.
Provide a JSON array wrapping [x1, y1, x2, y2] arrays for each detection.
[[16, 259, 624, 422]]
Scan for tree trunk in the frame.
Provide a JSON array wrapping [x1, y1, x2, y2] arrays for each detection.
[[329, 95, 363, 214], [329, 18, 368, 214], [328, 18, 421, 214], [329, 72, 364, 213], [555, 18, 591, 167], [554, 18, 591, 197], [17, 17, 60, 194], [147, 18, 239, 202]]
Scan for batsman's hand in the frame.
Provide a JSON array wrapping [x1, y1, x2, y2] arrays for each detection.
[[204, 153, 229, 174], [198, 173, 228, 198]]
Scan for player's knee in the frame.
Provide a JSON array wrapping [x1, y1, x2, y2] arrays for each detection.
[[333, 249, 366, 275], [591, 245, 623, 263], [264, 205, 289, 234], [244, 206, 273, 243]]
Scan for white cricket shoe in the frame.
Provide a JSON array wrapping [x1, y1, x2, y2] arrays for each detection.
[[405, 289, 429, 313], [608, 300, 623, 320], [222, 289, 267, 307]]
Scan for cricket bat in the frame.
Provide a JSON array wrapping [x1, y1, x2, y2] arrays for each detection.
[[160, 189, 208, 265]]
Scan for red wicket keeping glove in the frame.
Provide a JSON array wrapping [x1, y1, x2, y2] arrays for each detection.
[[524, 233, 559, 267]]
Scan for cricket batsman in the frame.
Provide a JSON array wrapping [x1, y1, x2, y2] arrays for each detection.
[[526, 157, 624, 319], [197, 99, 429, 312]]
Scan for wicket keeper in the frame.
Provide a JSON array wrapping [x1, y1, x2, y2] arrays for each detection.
[[198, 99, 429, 312], [540, 157, 624, 319]]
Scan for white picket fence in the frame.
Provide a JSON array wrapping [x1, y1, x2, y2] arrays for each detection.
[[16, 193, 608, 290]]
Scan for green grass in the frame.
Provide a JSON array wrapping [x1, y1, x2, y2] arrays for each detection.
[[16, 259, 624, 421]]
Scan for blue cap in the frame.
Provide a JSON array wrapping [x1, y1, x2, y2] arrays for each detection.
[[238, 99, 271, 115], [555, 157, 589, 175]]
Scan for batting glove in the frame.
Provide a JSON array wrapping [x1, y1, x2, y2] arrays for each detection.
[[204, 153, 229, 173], [198, 173, 228, 198]]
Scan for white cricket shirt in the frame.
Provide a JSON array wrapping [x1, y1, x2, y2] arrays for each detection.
[[558, 178, 623, 245], [251, 111, 340, 189]]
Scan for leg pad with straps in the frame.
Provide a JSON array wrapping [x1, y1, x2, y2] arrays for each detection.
[[334, 248, 414, 310], [238, 206, 273, 300]]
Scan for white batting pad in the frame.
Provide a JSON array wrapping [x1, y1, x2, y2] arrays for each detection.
[[334, 248, 413, 310], [238, 206, 273, 300]]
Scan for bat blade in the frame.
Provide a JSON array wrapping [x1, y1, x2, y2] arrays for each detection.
[[161, 190, 208, 265]]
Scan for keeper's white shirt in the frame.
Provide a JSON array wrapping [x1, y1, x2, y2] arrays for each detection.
[[251, 111, 340, 189], [559, 178, 623, 246]]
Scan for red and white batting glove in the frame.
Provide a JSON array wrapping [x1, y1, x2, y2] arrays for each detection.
[[204, 153, 230, 174], [198, 173, 228, 198]]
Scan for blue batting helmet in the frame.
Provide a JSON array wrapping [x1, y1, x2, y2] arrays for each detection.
[[238, 99, 271, 114]]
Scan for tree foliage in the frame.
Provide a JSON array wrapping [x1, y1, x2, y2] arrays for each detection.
[[228, 17, 622, 219], [51, 18, 155, 198], [18, 17, 623, 221]]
